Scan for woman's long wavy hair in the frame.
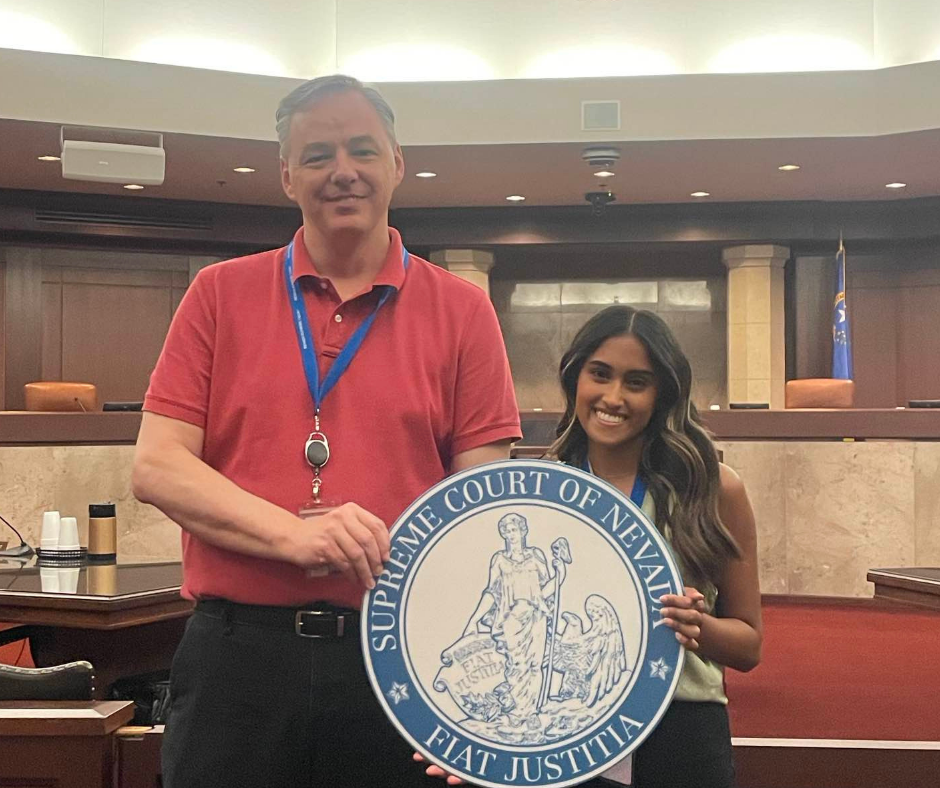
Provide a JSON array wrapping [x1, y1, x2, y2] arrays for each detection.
[[547, 305, 739, 586]]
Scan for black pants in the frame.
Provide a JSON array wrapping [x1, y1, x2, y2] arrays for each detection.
[[161, 601, 442, 788], [164, 603, 733, 788], [590, 701, 735, 788]]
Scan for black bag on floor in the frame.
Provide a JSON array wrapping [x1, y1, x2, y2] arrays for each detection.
[[109, 670, 172, 725]]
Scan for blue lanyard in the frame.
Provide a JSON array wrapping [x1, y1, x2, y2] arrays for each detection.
[[284, 241, 409, 411], [584, 460, 648, 507]]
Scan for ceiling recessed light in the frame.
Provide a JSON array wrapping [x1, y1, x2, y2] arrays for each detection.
[[778, 164, 801, 171], [594, 170, 615, 178], [123, 184, 144, 190], [37, 155, 60, 162], [885, 182, 907, 189], [506, 195, 526, 202], [233, 166, 256, 173], [690, 191, 710, 198], [415, 171, 437, 178]]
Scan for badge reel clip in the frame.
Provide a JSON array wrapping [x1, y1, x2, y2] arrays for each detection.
[[299, 431, 338, 577]]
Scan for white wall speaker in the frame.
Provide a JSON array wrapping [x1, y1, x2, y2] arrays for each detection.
[[61, 140, 166, 185]]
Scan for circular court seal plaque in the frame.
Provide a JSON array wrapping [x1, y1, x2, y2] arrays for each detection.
[[362, 459, 685, 787]]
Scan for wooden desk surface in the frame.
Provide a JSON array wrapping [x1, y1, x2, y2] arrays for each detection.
[[867, 567, 940, 610], [0, 561, 191, 629], [0, 700, 134, 736], [0, 563, 190, 696]]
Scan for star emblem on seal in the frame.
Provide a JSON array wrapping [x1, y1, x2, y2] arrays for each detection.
[[387, 681, 410, 705], [649, 657, 671, 681]]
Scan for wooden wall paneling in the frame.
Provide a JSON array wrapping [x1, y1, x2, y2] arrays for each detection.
[[0, 254, 5, 409], [41, 248, 189, 273], [3, 247, 43, 410], [849, 271, 900, 408], [41, 274, 63, 381], [59, 268, 174, 404], [41, 264, 64, 385], [171, 288, 186, 315], [793, 255, 834, 380], [897, 283, 940, 401], [61, 267, 175, 288], [171, 270, 189, 316], [898, 268, 940, 287], [188, 255, 222, 282]]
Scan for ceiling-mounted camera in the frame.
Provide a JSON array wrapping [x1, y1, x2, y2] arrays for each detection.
[[585, 190, 616, 215]]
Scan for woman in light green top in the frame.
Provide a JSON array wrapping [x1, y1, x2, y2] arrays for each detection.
[[547, 305, 763, 788]]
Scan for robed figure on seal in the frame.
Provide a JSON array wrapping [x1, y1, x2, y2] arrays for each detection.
[[435, 510, 629, 744], [461, 512, 565, 724]]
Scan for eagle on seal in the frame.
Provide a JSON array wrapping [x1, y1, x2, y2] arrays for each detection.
[[551, 594, 628, 708]]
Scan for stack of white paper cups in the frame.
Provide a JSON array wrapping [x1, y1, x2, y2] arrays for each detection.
[[38, 511, 85, 563], [40, 511, 61, 551], [58, 517, 80, 550]]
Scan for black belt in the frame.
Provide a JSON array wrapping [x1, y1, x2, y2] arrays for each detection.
[[196, 599, 359, 639]]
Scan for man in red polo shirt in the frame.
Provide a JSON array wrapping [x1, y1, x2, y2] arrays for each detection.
[[133, 74, 520, 788]]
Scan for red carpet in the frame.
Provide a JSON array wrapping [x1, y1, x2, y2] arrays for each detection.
[[0, 624, 33, 667], [726, 596, 940, 741]]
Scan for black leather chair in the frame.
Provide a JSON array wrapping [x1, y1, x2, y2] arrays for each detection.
[[0, 660, 95, 701]]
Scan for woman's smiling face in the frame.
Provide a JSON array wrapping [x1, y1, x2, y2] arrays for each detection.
[[575, 334, 658, 452]]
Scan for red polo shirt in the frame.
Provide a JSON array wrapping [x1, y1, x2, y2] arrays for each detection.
[[144, 227, 520, 607]]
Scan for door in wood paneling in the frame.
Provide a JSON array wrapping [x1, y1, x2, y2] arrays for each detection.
[[59, 270, 174, 404], [849, 284, 899, 408], [793, 255, 834, 380], [898, 284, 940, 401]]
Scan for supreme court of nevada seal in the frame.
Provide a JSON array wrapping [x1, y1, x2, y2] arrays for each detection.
[[362, 459, 685, 787]]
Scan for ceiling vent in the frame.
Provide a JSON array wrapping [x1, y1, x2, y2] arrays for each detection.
[[581, 100, 621, 131], [35, 208, 211, 232]]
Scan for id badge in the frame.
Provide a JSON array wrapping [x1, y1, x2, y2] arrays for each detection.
[[601, 753, 633, 786], [298, 498, 341, 578]]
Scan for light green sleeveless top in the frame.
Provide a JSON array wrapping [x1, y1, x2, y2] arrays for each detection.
[[639, 492, 728, 705]]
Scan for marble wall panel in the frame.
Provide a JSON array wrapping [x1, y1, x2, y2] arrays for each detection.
[[0, 445, 179, 562], [662, 311, 726, 408], [502, 310, 564, 411], [785, 442, 915, 597], [0, 447, 58, 547], [4, 439, 935, 595], [717, 441, 788, 594], [498, 276, 727, 411], [914, 442, 940, 565]]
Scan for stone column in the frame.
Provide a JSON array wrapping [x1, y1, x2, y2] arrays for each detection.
[[429, 249, 495, 296], [722, 245, 789, 409]]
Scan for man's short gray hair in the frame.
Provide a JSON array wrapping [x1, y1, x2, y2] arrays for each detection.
[[275, 74, 397, 158]]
